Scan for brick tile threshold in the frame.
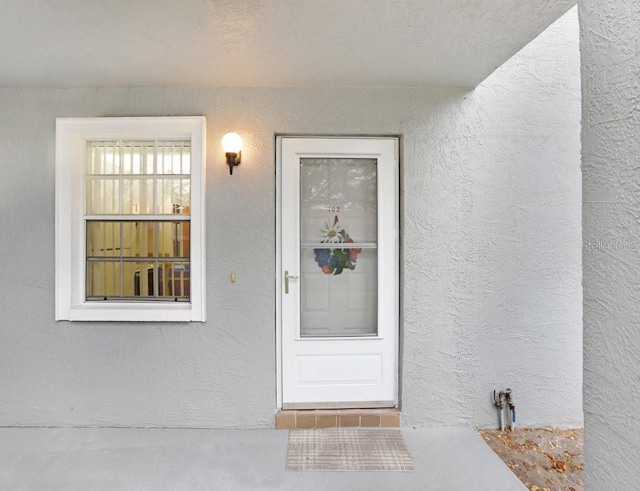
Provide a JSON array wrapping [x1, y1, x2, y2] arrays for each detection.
[[275, 408, 400, 429]]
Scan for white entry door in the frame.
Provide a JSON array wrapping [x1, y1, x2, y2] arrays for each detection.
[[279, 137, 398, 409]]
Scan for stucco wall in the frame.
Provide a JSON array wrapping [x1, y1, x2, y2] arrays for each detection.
[[0, 9, 581, 429], [403, 6, 582, 426], [402, 7, 582, 428], [580, 1, 640, 488]]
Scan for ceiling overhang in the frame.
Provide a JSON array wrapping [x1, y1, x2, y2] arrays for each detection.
[[0, 0, 576, 89]]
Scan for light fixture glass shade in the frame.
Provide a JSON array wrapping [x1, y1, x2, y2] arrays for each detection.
[[221, 132, 242, 153]]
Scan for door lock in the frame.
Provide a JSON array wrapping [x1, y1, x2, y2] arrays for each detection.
[[284, 270, 299, 294]]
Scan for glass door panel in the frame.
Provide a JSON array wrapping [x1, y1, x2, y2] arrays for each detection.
[[299, 158, 378, 337]]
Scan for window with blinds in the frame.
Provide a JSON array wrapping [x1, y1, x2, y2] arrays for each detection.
[[85, 140, 191, 301], [56, 116, 206, 322]]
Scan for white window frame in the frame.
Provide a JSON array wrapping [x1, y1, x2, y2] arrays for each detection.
[[55, 116, 206, 322]]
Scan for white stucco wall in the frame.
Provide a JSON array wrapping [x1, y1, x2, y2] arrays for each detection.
[[0, 9, 581, 429], [402, 7, 582, 428], [580, 1, 640, 488]]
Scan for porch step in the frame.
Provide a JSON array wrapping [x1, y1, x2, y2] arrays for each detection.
[[275, 408, 400, 429]]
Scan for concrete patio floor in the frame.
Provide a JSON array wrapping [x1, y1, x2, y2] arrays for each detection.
[[0, 426, 526, 490]]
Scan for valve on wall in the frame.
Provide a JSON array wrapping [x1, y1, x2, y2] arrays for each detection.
[[493, 388, 516, 431]]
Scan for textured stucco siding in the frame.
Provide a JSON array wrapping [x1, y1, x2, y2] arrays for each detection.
[[580, 1, 640, 488], [401, 8, 582, 428], [0, 10, 581, 429]]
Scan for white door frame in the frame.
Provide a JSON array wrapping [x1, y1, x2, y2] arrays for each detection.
[[275, 135, 400, 409]]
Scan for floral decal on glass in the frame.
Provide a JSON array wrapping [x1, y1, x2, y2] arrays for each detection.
[[313, 215, 362, 275]]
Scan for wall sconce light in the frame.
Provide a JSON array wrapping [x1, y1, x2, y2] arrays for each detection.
[[221, 132, 242, 175]]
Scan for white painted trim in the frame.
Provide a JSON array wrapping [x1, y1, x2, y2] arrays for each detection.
[[275, 136, 283, 409], [55, 116, 207, 322]]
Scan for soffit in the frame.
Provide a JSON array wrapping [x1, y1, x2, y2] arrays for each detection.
[[0, 0, 576, 89]]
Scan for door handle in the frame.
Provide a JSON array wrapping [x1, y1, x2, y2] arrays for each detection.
[[284, 270, 299, 294]]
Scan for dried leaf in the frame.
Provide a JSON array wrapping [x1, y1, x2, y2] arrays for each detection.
[[544, 452, 569, 473]]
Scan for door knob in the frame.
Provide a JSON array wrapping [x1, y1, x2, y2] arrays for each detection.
[[284, 270, 299, 294]]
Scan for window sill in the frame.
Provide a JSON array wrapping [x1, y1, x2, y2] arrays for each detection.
[[64, 302, 200, 322]]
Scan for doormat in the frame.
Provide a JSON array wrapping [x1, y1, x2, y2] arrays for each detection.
[[285, 428, 416, 472]]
